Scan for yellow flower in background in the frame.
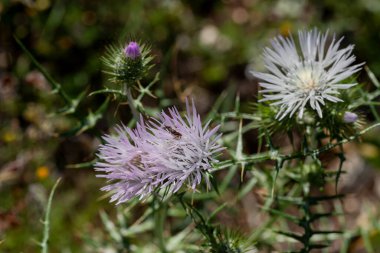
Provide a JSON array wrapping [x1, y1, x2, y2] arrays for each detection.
[[36, 166, 50, 180], [3, 131, 16, 143], [279, 21, 292, 36], [359, 143, 379, 159]]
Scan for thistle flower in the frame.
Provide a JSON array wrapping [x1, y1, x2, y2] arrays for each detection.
[[95, 100, 222, 204], [124, 41, 141, 59], [102, 40, 154, 84], [147, 100, 223, 194], [343, 111, 358, 123], [253, 28, 363, 120], [95, 121, 157, 204]]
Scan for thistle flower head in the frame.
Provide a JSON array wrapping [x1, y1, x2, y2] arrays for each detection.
[[95, 121, 156, 203], [95, 100, 222, 204], [147, 100, 223, 193], [102, 40, 154, 85], [124, 41, 141, 59], [253, 28, 363, 120], [343, 111, 358, 123]]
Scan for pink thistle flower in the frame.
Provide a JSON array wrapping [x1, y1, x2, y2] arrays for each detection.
[[95, 100, 223, 204], [95, 120, 156, 204], [148, 100, 223, 194]]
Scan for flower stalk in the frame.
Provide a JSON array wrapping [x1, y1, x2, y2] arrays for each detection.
[[124, 84, 139, 120]]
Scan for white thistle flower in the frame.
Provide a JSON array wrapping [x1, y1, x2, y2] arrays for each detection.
[[253, 28, 363, 120]]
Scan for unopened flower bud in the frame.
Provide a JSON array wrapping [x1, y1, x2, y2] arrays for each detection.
[[343, 112, 358, 123], [102, 40, 154, 84], [124, 41, 141, 60]]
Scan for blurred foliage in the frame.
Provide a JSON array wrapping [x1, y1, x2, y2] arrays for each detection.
[[2, 0, 380, 252]]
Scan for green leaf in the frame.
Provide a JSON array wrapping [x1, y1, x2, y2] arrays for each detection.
[[263, 207, 299, 223], [236, 119, 245, 181], [366, 66, 380, 88], [62, 97, 109, 136]]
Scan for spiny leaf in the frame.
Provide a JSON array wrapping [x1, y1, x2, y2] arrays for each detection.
[[209, 174, 220, 195], [305, 194, 344, 205], [15, 36, 86, 116], [312, 230, 343, 235], [14, 36, 69, 101], [135, 72, 160, 99], [207, 203, 227, 223], [267, 195, 303, 206], [310, 212, 344, 222], [61, 97, 109, 136], [236, 119, 245, 181], [237, 177, 258, 200], [89, 88, 124, 97], [99, 210, 122, 243], [54, 89, 88, 116], [276, 231, 303, 243], [309, 243, 329, 249], [263, 207, 299, 223], [365, 66, 380, 88], [220, 165, 238, 192], [65, 159, 97, 169]]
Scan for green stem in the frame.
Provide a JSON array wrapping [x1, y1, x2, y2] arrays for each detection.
[[299, 133, 316, 252], [14, 36, 71, 103], [215, 122, 380, 171], [299, 198, 313, 252], [155, 203, 168, 253], [124, 84, 139, 120], [41, 178, 61, 253]]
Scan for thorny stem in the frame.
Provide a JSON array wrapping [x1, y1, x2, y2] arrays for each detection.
[[216, 122, 380, 170], [335, 144, 346, 194], [218, 122, 380, 252], [298, 159, 313, 252], [281, 125, 353, 252], [177, 195, 220, 249], [297, 173, 344, 252], [124, 83, 139, 120], [299, 199, 316, 252]]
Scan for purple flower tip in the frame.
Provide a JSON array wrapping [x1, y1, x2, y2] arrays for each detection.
[[343, 112, 358, 123], [124, 41, 141, 59]]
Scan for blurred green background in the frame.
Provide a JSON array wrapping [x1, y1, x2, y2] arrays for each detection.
[[2, 0, 380, 252]]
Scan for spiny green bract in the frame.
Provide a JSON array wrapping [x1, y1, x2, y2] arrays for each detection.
[[203, 227, 256, 253], [251, 79, 364, 140]]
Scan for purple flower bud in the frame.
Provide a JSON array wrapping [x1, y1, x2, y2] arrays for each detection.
[[124, 41, 141, 59], [343, 112, 358, 123]]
